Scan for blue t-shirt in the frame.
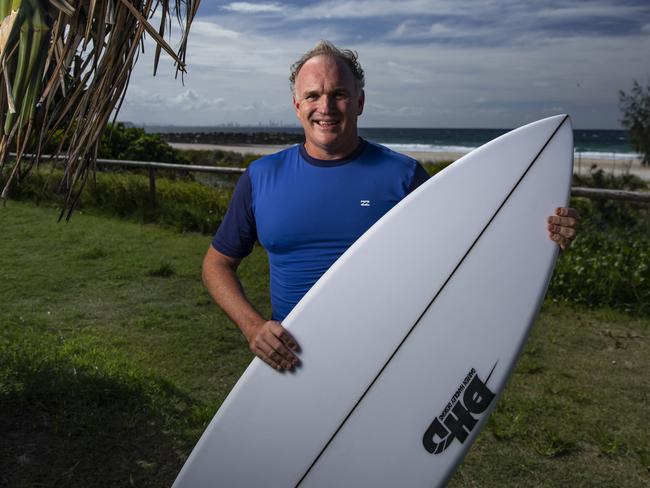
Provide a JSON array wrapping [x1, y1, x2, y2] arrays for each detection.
[[212, 139, 429, 321]]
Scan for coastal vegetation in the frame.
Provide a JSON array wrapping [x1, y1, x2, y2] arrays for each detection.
[[7, 167, 230, 234], [44, 122, 189, 165], [0, 0, 199, 210], [549, 170, 649, 315], [1, 201, 647, 487], [2, 118, 648, 486], [162, 130, 304, 146], [620, 80, 650, 166], [8, 148, 649, 315]]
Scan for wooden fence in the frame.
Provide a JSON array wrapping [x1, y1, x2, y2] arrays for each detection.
[[11, 154, 650, 205], [90, 157, 650, 204]]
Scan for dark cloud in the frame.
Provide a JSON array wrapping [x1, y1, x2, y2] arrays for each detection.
[[120, 1, 650, 128]]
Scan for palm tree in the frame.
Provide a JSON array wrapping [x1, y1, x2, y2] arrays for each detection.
[[0, 0, 200, 217]]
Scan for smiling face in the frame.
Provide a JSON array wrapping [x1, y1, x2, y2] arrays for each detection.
[[292, 55, 365, 160]]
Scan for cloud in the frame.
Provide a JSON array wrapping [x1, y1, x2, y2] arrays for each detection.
[[125, 87, 225, 112], [222, 2, 285, 14], [287, 0, 650, 44], [389, 19, 474, 41], [189, 20, 241, 40], [539, 4, 647, 20], [170, 89, 226, 110], [290, 0, 458, 20], [429, 22, 454, 36], [384, 60, 428, 84], [294, 0, 650, 26], [118, 1, 650, 128]]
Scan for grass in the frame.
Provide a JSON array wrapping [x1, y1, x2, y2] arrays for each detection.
[[1, 201, 648, 487], [0, 201, 267, 487], [11, 157, 650, 313], [450, 304, 649, 487]]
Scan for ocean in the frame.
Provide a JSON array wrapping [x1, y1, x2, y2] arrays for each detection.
[[146, 125, 639, 160]]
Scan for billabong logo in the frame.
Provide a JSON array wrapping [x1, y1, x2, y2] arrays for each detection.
[[360, 200, 370, 207], [422, 363, 497, 454]]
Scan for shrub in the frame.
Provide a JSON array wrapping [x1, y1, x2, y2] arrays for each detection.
[[9, 164, 649, 314], [550, 232, 649, 314], [548, 169, 650, 314], [9, 169, 232, 235]]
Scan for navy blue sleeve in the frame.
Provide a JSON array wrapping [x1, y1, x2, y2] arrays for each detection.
[[408, 162, 430, 193], [212, 170, 258, 258]]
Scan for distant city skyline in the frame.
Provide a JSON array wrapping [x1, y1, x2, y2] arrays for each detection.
[[119, 1, 650, 130]]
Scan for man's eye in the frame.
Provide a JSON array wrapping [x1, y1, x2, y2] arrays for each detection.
[[306, 94, 318, 101], [334, 92, 348, 100]]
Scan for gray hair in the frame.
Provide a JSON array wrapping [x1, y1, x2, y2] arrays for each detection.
[[289, 40, 365, 93]]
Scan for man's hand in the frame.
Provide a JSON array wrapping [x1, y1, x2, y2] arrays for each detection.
[[202, 247, 300, 372], [246, 321, 300, 371], [547, 207, 578, 251]]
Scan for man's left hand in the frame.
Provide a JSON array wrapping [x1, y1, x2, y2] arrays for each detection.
[[547, 207, 578, 251]]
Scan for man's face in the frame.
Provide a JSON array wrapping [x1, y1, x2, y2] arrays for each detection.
[[292, 55, 365, 160]]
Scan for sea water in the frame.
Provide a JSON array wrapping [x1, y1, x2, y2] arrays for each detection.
[[146, 125, 640, 160]]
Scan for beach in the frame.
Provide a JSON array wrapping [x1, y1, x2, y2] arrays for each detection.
[[170, 142, 650, 181]]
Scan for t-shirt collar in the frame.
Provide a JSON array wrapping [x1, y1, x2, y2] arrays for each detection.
[[299, 138, 367, 167]]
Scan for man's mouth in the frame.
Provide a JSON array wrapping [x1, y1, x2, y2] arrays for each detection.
[[314, 120, 340, 127]]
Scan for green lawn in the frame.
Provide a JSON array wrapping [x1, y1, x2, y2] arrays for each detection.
[[1, 201, 648, 487]]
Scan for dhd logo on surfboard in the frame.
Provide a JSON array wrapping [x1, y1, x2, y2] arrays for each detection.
[[422, 364, 497, 454]]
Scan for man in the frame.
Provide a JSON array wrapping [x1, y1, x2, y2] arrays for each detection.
[[202, 41, 578, 372]]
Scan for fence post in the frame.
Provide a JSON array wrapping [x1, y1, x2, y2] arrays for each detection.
[[149, 168, 156, 210]]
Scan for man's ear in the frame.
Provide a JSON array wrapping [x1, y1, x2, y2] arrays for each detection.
[[357, 89, 365, 116], [292, 94, 300, 117]]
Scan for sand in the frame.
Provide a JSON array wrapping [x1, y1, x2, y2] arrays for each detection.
[[169, 142, 649, 181]]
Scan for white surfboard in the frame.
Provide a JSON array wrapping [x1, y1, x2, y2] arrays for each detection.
[[173, 115, 573, 487]]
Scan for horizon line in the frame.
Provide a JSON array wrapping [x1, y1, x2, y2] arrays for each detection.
[[121, 122, 628, 132]]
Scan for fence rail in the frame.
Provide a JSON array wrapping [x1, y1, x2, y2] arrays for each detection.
[[95, 158, 246, 174], [571, 187, 650, 203], [94, 157, 649, 203], [11, 154, 650, 204]]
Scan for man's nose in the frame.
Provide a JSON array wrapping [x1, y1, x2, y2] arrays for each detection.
[[316, 95, 336, 112]]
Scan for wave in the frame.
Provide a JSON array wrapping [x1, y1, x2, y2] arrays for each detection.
[[573, 151, 641, 160], [384, 143, 641, 161], [384, 143, 478, 153]]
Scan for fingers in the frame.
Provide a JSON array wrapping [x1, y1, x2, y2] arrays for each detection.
[[547, 215, 577, 227], [548, 207, 578, 252], [555, 207, 578, 219], [549, 231, 571, 252], [547, 223, 576, 239], [548, 208, 578, 230], [249, 321, 300, 371], [269, 322, 300, 352]]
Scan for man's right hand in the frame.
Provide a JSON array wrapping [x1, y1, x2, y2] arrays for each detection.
[[246, 321, 300, 371], [202, 247, 300, 372]]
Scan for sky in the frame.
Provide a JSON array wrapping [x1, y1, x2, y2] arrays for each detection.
[[118, 0, 650, 129]]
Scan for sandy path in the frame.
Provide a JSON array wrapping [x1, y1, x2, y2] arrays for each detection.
[[170, 143, 649, 181]]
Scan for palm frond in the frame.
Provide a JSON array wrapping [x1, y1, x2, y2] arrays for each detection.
[[0, 0, 202, 215]]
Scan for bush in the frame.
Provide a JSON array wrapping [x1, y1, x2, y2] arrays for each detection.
[[9, 164, 649, 314], [619, 80, 650, 166], [420, 160, 453, 176], [45, 123, 189, 164], [550, 232, 649, 314], [9, 169, 232, 234], [547, 169, 649, 314]]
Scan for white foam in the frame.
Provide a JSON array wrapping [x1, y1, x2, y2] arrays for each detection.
[[384, 143, 477, 153], [384, 143, 642, 161], [574, 151, 641, 160]]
